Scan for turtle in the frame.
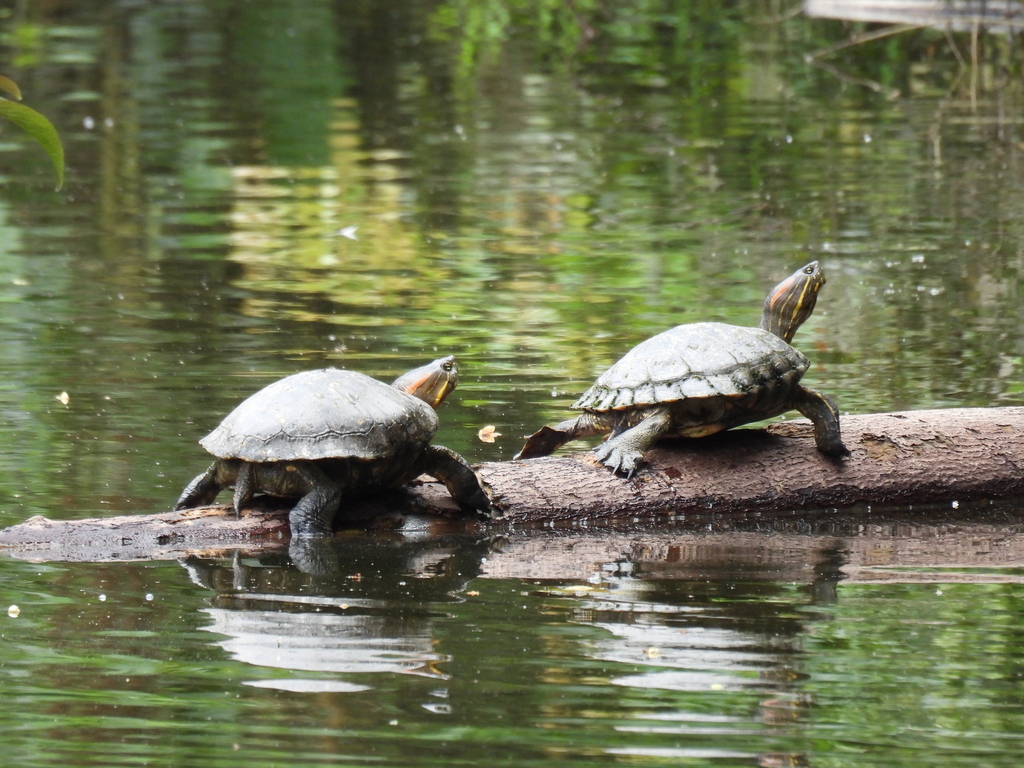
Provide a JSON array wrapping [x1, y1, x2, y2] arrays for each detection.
[[513, 261, 847, 477], [174, 356, 492, 536]]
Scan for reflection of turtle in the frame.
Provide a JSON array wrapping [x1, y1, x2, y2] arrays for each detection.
[[175, 356, 491, 536], [515, 262, 847, 477]]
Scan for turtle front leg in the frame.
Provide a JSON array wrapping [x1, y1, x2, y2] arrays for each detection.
[[418, 445, 493, 517], [514, 412, 612, 460], [593, 407, 673, 478], [175, 460, 237, 510], [792, 386, 849, 457]]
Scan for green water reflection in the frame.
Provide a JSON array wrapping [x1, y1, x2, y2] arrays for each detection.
[[5, 519, 1024, 767], [2, 1, 1024, 766]]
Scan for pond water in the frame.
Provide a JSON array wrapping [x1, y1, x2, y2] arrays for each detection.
[[2, 1, 1024, 766]]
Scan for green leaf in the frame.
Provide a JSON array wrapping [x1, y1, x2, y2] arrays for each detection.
[[0, 75, 23, 101], [0, 97, 64, 190]]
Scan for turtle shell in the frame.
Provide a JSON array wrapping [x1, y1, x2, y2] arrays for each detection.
[[200, 369, 439, 462], [574, 322, 809, 412]]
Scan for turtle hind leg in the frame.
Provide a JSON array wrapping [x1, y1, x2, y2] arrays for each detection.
[[175, 461, 235, 510], [792, 386, 849, 457], [514, 412, 612, 461], [419, 445, 493, 517], [593, 407, 673, 479], [231, 462, 256, 519], [285, 462, 344, 538]]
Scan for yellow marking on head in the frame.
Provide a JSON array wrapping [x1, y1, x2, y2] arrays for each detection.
[[431, 382, 455, 408], [393, 356, 459, 409], [761, 262, 824, 343]]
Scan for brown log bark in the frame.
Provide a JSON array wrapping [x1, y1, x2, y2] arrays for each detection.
[[480, 406, 1024, 523], [0, 407, 1022, 562]]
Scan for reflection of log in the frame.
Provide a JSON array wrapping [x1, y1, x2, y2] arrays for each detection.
[[0, 408, 1022, 562], [805, 0, 1024, 32], [481, 518, 1024, 586]]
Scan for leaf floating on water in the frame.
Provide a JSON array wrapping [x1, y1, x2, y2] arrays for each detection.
[[336, 225, 358, 240], [477, 425, 501, 443], [56, 391, 70, 405]]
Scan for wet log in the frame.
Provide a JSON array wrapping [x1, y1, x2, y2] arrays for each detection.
[[479, 406, 1024, 523], [0, 407, 1022, 562]]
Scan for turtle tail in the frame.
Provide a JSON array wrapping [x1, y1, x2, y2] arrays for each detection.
[[513, 413, 610, 460]]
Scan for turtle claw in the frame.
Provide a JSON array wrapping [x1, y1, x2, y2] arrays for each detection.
[[593, 442, 643, 479]]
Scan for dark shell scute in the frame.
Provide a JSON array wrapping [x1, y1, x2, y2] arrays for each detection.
[[730, 367, 755, 391], [200, 369, 439, 463], [573, 322, 809, 412]]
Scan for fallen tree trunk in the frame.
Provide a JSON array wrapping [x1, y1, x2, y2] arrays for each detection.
[[0, 407, 1022, 561], [481, 406, 1024, 522]]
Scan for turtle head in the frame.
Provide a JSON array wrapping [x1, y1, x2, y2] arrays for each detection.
[[759, 261, 825, 343], [391, 355, 459, 409]]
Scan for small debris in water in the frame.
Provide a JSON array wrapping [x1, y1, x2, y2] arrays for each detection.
[[951, 500, 959, 509], [336, 225, 359, 240], [56, 391, 70, 405], [477, 425, 501, 443], [7, 605, 20, 618]]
